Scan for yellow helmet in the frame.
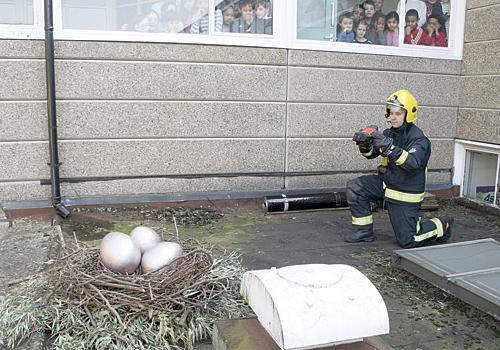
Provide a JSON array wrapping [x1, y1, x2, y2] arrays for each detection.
[[385, 90, 418, 123]]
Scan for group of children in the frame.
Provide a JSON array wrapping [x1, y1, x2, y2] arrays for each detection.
[[337, 0, 450, 47], [126, 0, 272, 35]]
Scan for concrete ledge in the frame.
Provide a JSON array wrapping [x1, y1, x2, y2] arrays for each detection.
[[213, 317, 393, 350]]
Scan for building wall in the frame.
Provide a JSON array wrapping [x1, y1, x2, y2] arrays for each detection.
[[458, 0, 500, 145], [0, 39, 460, 202]]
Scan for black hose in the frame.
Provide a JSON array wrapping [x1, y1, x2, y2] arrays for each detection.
[[44, 0, 71, 218], [263, 192, 348, 213]]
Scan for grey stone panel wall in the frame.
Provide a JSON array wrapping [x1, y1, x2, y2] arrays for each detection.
[[286, 171, 452, 190], [0, 60, 46, 100], [0, 102, 47, 141], [457, 109, 500, 145], [58, 139, 285, 177], [57, 101, 285, 139], [0, 40, 44, 58], [468, 0, 500, 9], [0, 142, 49, 180], [55, 61, 287, 101], [288, 67, 460, 106], [459, 1, 500, 145], [464, 3, 500, 42], [61, 176, 284, 198], [0, 181, 50, 202], [287, 139, 454, 173], [288, 104, 457, 139]]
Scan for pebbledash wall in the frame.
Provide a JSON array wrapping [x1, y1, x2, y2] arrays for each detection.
[[0, 1, 497, 204], [457, 0, 500, 146]]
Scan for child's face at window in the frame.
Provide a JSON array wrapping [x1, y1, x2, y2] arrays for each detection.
[[428, 17, 441, 30], [374, 0, 384, 12], [364, 4, 375, 18], [353, 7, 364, 21], [223, 8, 235, 24], [386, 17, 398, 31], [241, 4, 253, 22], [340, 17, 353, 32], [196, 0, 208, 15], [356, 24, 367, 38], [255, 4, 266, 19], [376, 17, 385, 31], [405, 15, 418, 30]]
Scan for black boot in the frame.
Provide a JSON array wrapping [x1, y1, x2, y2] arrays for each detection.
[[344, 228, 375, 243], [436, 214, 454, 243]]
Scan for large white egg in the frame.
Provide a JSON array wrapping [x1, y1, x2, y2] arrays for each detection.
[[141, 242, 183, 274], [100, 231, 141, 274], [130, 226, 161, 254]]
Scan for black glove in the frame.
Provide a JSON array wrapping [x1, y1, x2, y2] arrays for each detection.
[[371, 131, 394, 156]]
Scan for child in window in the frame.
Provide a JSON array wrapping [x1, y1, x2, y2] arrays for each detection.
[[374, 0, 385, 15], [353, 21, 372, 44], [404, 9, 428, 45], [255, 0, 270, 20], [352, 4, 365, 28], [220, 5, 235, 32], [363, 1, 376, 28], [231, 0, 270, 34], [424, 14, 448, 46], [191, 0, 222, 33], [337, 12, 355, 42], [367, 12, 387, 45], [385, 11, 399, 46], [425, 0, 443, 21]]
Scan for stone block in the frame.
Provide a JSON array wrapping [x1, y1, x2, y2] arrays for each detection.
[[0, 142, 49, 180], [288, 50, 460, 75], [0, 40, 44, 58], [57, 101, 286, 139], [0, 102, 47, 141], [462, 42, 500, 76], [286, 139, 378, 172], [55, 41, 287, 65], [468, 0, 500, 10], [456, 109, 500, 145], [55, 61, 287, 101], [288, 68, 459, 106], [0, 60, 46, 100], [0, 181, 50, 202], [61, 176, 283, 198], [285, 173, 373, 190], [459, 76, 500, 109], [59, 139, 285, 177], [465, 4, 500, 42], [288, 104, 457, 139]]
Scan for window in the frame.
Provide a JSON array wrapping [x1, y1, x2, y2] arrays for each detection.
[[1, 1, 466, 60], [463, 151, 500, 208], [0, 0, 33, 25], [456, 141, 500, 209]]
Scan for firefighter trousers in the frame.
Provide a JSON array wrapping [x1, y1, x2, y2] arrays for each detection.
[[346, 174, 444, 248]]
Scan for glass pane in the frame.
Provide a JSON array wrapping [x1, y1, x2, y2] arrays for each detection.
[[404, 0, 449, 47], [496, 159, 500, 208], [215, 0, 273, 35], [0, 0, 33, 25], [463, 151, 499, 207], [61, 0, 223, 34], [297, 0, 400, 46]]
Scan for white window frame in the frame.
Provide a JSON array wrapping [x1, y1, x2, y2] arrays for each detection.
[[0, 0, 44, 39], [454, 140, 500, 208], [2, 0, 466, 60]]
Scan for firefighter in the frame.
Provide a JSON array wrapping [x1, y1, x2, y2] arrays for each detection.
[[345, 89, 453, 248]]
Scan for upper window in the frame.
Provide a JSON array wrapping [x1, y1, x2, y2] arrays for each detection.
[[1, 1, 465, 60], [0, 0, 34, 25]]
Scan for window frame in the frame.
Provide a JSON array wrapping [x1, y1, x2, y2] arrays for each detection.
[[0, 0, 44, 39], [1, 0, 466, 60], [454, 140, 500, 208]]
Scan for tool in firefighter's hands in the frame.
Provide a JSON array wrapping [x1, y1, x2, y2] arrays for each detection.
[[352, 125, 379, 147]]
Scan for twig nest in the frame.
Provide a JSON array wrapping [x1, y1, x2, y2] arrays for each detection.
[[100, 231, 141, 274], [130, 226, 161, 254], [141, 242, 183, 274]]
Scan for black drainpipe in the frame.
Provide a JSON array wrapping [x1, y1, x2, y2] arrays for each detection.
[[44, 0, 71, 218]]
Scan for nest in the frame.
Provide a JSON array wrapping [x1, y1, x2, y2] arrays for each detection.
[[0, 234, 251, 350]]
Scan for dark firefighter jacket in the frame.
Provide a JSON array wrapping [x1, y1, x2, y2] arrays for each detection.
[[362, 122, 431, 205]]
